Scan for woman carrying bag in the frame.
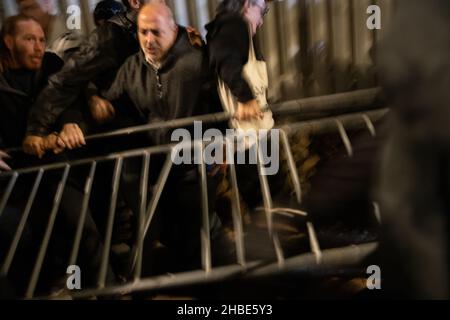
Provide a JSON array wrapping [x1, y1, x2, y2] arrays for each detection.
[[206, 0, 277, 210], [206, 0, 274, 129]]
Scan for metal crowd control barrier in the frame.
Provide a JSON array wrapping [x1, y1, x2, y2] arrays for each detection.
[[0, 88, 386, 299]]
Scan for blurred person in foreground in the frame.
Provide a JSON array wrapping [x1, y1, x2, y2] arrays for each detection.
[[376, 0, 450, 299]]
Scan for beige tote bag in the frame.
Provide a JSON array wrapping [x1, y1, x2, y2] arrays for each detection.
[[217, 30, 275, 136]]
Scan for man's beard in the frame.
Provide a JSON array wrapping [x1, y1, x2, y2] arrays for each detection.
[[12, 45, 42, 70]]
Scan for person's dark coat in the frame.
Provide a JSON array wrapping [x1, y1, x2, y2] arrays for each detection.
[[0, 52, 63, 150], [26, 11, 140, 137], [205, 12, 264, 104], [102, 26, 221, 146]]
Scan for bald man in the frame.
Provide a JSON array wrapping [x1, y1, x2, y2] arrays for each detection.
[[101, 2, 219, 146], [99, 3, 222, 272]]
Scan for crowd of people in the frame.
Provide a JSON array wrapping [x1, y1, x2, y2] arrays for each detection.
[[1, 0, 448, 300], [0, 0, 277, 297]]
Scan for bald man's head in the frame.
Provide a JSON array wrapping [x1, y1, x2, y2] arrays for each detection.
[[138, 3, 178, 63]]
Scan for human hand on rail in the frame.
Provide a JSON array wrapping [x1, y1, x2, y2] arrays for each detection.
[[89, 95, 115, 124], [43, 133, 64, 154], [23, 135, 46, 158], [0, 150, 11, 171], [56, 123, 86, 150], [234, 99, 264, 121]]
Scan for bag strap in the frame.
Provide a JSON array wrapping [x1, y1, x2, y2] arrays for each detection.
[[247, 27, 256, 62]]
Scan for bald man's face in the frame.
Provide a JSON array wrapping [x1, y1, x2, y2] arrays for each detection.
[[138, 7, 177, 63]]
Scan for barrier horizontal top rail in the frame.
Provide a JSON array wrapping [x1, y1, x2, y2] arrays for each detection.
[[0, 108, 387, 177], [4, 88, 383, 154]]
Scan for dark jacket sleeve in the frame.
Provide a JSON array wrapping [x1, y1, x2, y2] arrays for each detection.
[[56, 105, 90, 134], [100, 57, 130, 102], [208, 16, 255, 103], [0, 123, 5, 150], [26, 23, 128, 136]]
